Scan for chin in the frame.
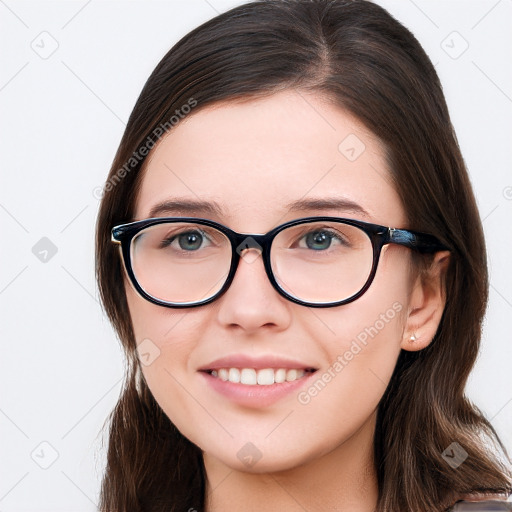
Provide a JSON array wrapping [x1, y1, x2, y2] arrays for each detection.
[[200, 435, 321, 474]]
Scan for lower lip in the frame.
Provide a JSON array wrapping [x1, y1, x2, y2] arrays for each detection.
[[199, 370, 317, 408]]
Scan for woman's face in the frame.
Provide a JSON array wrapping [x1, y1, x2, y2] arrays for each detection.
[[125, 90, 423, 473]]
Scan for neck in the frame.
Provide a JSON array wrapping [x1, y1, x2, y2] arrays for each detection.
[[204, 411, 378, 512]]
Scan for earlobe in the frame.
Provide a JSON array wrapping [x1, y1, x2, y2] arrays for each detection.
[[401, 251, 451, 352]]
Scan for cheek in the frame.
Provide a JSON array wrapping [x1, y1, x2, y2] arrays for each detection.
[[125, 276, 205, 347], [298, 296, 405, 420], [124, 282, 202, 415], [299, 245, 411, 358], [294, 250, 411, 437]]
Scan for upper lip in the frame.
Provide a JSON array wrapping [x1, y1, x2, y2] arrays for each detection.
[[198, 354, 318, 372]]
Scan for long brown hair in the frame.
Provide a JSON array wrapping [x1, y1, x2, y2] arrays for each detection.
[[95, 1, 512, 510]]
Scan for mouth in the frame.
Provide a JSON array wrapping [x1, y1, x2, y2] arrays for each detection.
[[198, 356, 319, 407], [201, 367, 317, 386]]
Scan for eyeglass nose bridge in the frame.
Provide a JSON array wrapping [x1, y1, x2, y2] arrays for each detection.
[[224, 230, 291, 305], [229, 230, 280, 281], [234, 234, 267, 264]]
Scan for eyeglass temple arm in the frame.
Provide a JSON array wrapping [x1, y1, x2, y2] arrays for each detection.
[[387, 228, 449, 253]]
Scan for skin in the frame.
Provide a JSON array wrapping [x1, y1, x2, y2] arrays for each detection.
[[124, 90, 449, 511]]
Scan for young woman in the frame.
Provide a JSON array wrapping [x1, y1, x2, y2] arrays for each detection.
[[95, 1, 512, 510]]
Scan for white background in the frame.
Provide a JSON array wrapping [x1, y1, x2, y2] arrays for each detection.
[[1, 1, 511, 510]]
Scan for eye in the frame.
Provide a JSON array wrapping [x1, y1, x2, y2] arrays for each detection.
[[299, 229, 345, 251], [161, 230, 211, 251]]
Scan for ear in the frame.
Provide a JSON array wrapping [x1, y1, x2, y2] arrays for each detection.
[[401, 251, 451, 351]]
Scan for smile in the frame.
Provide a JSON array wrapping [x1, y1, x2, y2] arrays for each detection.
[[206, 367, 316, 385]]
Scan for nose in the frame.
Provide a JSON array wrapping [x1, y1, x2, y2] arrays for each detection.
[[215, 247, 292, 333]]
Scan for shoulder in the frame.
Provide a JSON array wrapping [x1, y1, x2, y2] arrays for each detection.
[[448, 497, 512, 511]]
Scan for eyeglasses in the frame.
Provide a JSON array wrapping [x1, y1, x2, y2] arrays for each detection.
[[111, 216, 448, 308]]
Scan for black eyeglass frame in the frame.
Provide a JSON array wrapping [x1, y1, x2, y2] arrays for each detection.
[[111, 216, 449, 309]]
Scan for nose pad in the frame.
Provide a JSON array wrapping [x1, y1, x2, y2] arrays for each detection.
[[235, 236, 263, 264]]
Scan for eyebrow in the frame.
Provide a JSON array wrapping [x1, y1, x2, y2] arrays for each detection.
[[147, 197, 369, 219], [148, 199, 226, 218], [284, 198, 370, 217]]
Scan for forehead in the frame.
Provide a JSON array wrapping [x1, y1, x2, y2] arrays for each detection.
[[135, 90, 406, 230]]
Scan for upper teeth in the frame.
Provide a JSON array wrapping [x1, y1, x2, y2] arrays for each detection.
[[211, 368, 307, 385]]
